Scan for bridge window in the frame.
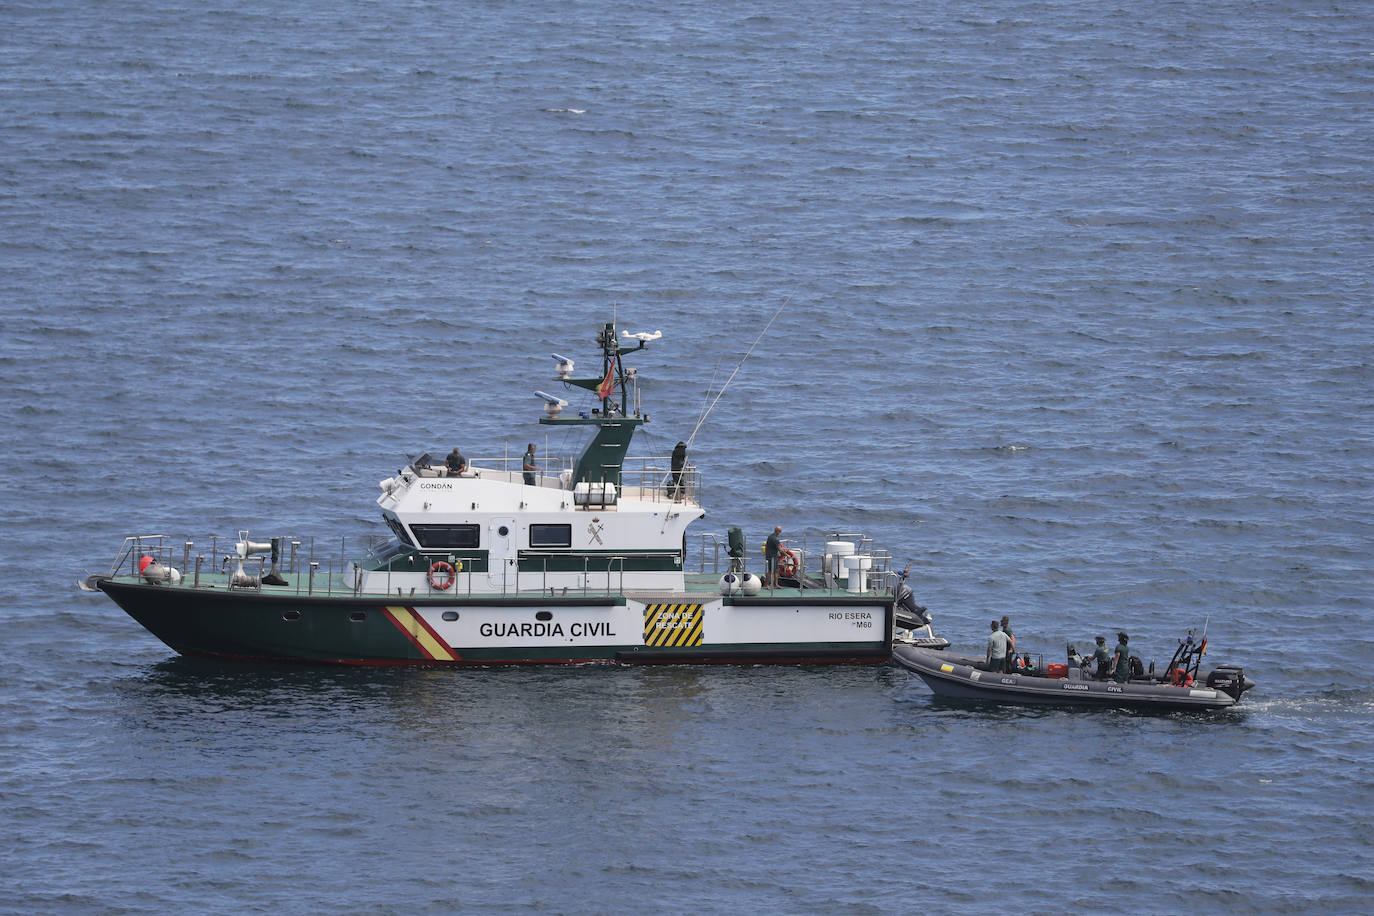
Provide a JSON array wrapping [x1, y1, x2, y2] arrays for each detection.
[[530, 524, 571, 548], [383, 514, 413, 546], [411, 524, 480, 549]]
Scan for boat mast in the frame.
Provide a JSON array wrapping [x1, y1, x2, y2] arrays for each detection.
[[540, 320, 653, 488]]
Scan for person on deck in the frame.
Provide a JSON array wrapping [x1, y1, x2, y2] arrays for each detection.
[[1111, 631, 1132, 683], [669, 440, 687, 500], [445, 447, 467, 475], [522, 443, 537, 486], [986, 620, 1010, 672], [1000, 615, 1017, 673], [1089, 635, 1112, 679], [764, 526, 782, 588]]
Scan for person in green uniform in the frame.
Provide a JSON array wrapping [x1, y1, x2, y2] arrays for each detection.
[[668, 440, 687, 500], [986, 619, 1009, 671], [1000, 615, 1017, 673], [764, 526, 781, 588], [1090, 635, 1112, 679], [522, 443, 537, 486], [1111, 631, 1132, 683], [445, 447, 467, 475]]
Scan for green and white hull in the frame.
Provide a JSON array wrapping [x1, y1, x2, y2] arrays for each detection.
[[86, 320, 904, 667], [95, 574, 894, 665]]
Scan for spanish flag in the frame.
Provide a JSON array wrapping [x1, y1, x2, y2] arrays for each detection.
[[596, 362, 616, 399]]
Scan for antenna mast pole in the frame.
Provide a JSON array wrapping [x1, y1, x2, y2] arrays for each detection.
[[686, 294, 793, 448]]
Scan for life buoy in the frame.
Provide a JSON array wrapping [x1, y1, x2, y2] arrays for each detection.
[[1171, 667, 1193, 687], [777, 547, 797, 579], [427, 561, 456, 591]]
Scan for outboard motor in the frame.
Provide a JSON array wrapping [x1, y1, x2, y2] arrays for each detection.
[[1206, 665, 1253, 701], [891, 567, 948, 649], [894, 581, 931, 631]]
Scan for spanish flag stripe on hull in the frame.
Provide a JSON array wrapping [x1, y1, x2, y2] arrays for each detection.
[[382, 606, 459, 661]]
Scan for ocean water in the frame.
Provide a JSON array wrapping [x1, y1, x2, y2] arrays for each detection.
[[2, 0, 1372, 912]]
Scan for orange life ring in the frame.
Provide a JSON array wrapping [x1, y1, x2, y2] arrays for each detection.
[[427, 561, 456, 591], [777, 547, 797, 579]]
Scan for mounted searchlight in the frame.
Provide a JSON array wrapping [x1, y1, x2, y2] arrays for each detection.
[[551, 353, 574, 379], [535, 390, 569, 418], [235, 537, 273, 559]]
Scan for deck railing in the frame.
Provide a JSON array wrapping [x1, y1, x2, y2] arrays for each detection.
[[100, 524, 895, 600], [103, 533, 384, 599], [690, 530, 898, 596], [418, 453, 701, 505]]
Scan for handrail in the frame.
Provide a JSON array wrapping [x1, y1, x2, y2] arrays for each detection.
[[99, 526, 896, 598], [696, 533, 728, 574], [410, 453, 701, 505]]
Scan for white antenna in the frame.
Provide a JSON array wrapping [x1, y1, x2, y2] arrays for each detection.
[[695, 358, 725, 433], [686, 293, 793, 448]]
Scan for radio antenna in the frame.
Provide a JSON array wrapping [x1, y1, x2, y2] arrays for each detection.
[[685, 292, 793, 448]]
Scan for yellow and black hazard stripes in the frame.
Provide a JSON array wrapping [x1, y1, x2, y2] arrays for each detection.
[[643, 603, 704, 647], [382, 606, 459, 661]]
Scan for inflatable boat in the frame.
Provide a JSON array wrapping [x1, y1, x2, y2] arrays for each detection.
[[893, 631, 1254, 711]]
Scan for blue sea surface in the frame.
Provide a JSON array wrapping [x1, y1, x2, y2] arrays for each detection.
[[2, 1, 1372, 912]]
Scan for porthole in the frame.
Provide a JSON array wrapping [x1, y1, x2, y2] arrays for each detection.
[[283, 610, 301, 621], [498, 525, 510, 537], [442, 611, 459, 622], [535, 611, 553, 622], [349, 611, 367, 622]]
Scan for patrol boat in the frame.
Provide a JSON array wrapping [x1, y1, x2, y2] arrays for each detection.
[[84, 320, 908, 666], [892, 630, 1255, 711]]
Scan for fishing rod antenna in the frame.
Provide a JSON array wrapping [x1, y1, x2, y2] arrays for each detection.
[[685, 291, 795, 448]]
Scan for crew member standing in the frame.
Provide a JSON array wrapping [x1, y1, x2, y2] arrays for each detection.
[[522, 443, 537, 486], [1111, 631, 1132, 683], [669, 440, 687, 500], [1000, 615, 1017, 673], [986, 620, 1010, 672], [764, 526, 782, 588]]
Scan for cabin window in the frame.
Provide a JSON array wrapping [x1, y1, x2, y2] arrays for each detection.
[[283, 610, 301, 621], [529, 523, 571, 549], [384, 514, 413, 546], [349, 611, 367, 622], [410, 524, 481, 549], [441, 611, 459, 622]]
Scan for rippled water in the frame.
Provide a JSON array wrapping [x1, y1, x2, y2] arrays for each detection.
[[2, 0, 1372, 912]]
